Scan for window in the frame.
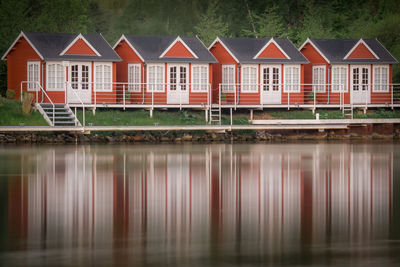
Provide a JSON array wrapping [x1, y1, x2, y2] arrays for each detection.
[[222, 65, 235, 92], [47, 62, 64, 91], [27, 61, 40, 91], [241, 65, 257, 92], [373, 65, 389, 92], [95, 63, 112, 91], [180, 66, 187, 91], [192, 65, 208, 92], [82, 65, 89, 90], [147, 65, 164, 92], [332, 66, 348, 92], [352, 66, 369, 91], [262, 66, 280, 91], [284, 66, 300, 92], [128, 64, 141, 92], [312, 65, 325, 92]]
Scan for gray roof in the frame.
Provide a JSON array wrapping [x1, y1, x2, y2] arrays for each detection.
[[22, 32, 121, 61], [123, 35, 217, 63], [218, 37, 309, 64], [308, 38, 398, 64]]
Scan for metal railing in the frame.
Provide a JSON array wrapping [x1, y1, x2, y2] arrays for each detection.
[[66, 82, 85, 126]]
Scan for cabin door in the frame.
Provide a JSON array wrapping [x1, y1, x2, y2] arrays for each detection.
[[261, 65, 281, 104], [351, 66, 370, 104], [167, 64, 189, 104], [67, 63, 92, 104]]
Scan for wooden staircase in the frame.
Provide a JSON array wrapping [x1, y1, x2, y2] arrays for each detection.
[[36, 103, 81, 126]]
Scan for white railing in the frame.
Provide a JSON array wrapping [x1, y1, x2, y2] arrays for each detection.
[[66, 82, 85, 126]]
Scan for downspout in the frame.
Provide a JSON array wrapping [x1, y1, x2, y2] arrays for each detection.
[[237, 64, 240, 104], [327, 64, 331, 104], [142, 63, 145, 104], [41, 61, 45, 102]]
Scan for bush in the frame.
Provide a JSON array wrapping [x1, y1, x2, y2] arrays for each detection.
[[6, 89, 15, 99]]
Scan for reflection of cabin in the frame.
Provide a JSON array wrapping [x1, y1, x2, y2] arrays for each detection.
[[300, 38, 398, 105], [113, 35, 217, 106], [1, 31, 121, 104], [208, 37, 309, 105]]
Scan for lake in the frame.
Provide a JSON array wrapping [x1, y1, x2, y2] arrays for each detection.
[[0, 142, 399, 266]]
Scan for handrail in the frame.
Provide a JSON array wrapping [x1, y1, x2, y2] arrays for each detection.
[[66, 82, 85, 126]]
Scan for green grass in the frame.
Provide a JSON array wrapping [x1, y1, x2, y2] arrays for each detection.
[[268, 109, 346, 120], [0, 98, 48, 126], [354, 108, 400, 119]]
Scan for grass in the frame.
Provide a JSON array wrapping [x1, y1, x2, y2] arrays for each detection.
[[268, 109, 345, 120], [354, 108, 400, 119], [0, 98, 47, 126]]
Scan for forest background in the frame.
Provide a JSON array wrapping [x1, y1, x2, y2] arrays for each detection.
[[1, 0, 399, 95]]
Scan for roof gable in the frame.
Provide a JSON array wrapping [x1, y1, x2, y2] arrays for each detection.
[[299, 38, 330, 63], [208, 37, 239, 63], [60, 34, 100, 56], [254, 38, 289, 59], [1, 31, 44, 60], [344, 39, 378, 59], [113, 35, 145, 62], [160, 37, 198, 58]]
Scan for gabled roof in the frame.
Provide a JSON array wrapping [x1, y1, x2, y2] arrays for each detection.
[[300, 38, 398, 64], [115, 35, 217, 63], [2, 31, 121, 62], [210, 37, 308, 64], [159, 36, 198, 58]]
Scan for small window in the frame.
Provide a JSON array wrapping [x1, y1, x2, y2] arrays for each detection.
[[373, 66, 389, 92], [148, 65, 164, 92], [95, 63, 112, 91], [128, 64, 141, 92], [332, 66, 348, 92], [27, 61, 40, 91], [312, 65, 325, 92], [241, 65, 257, 92], [47, 62, 65, 91], [192, 65, 208, 92], [284, 66, 300, 92], [222, 65, 235, 92]]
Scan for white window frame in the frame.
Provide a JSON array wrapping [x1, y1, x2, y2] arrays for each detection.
[[222, 65, 235, 92], [27, 61, 40, 91], [312, 65, 326, 92], [128, 63, 141, 92], [94, 62, 112, 92], [191, 64, 208, 92], [46, 61, 65, 91], [373, 65, 389, 92], [350, 65, 370, 92], [241, 64, 258, 93], [283, 65, 300, 93], [147, 64, 165, 92], [331, 65, 348, 92], [261, 64, 281, 92]]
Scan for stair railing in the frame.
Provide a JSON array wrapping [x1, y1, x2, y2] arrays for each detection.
[[66, 82, 85, 127]]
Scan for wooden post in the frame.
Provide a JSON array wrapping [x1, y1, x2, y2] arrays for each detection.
[[150, 109, 153, 118], [230, 108, 233, 125], [250, 109, 253, 121], [205, 109, 208, 122]]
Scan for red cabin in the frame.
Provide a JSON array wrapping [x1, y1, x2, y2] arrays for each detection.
[[299, 38, 398, 105], [113, 35, 217, 107], [208, 37, 309, 106], [1, 31, 121, 105]]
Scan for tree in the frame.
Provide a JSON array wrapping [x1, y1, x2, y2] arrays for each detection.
[[194, 0, 229, 47]]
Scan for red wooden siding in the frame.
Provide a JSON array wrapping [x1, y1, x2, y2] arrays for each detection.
[[256, 42, 287, 59], [5, 37, 42, 100], [64, 38, 97, 55], [163, 41, 194, 58], [347, 43, 376, 59]]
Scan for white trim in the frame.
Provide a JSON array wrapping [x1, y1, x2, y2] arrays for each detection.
[[372, 64, 389, 92], [59, 33, 101, 57], [27, 61, 40, 91], [260, 64, 282, 104], [344, 39, 379, 60], [312, 65, 326, 92], [94, 62, 113, 92], [147, 63, 165, 92], [208, 37, 239, 63], [241, 64, 258, 93], [283, 64, 301, 93], [299, 38, 330, 64], [113, 35, 145, 62], [191, 64, 209, 92], [128, 63, 141, 92], [350, 64, 371, 103], [46, 61, 66, 91], [253, 38, 290, 59], [159, 36, 198, 58], [331, 64, 348, 92], [2, 31, 44, 60], [221, 64, 236, 93]]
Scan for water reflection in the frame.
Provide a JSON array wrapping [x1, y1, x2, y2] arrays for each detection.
[[3, 143, 397, 266]]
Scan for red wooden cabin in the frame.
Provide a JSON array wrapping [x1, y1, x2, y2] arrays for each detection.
[[113, 35, 217, 106], [208, 37, 309, 106], [2, 31, 121, 105], [300, 38, 398, 105]]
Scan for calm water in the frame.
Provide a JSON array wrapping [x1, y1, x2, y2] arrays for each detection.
[[0, 142, 399, 267]]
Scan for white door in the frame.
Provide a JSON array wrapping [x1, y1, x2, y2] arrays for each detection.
[[351, 66, 370, 104], [261, 65, 281, 104], [68, 63, 92, 104], [167, 64, 189, 104]]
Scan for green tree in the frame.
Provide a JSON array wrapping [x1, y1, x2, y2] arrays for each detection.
[[194, 0, 229, 47]]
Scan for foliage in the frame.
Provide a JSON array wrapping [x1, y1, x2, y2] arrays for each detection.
[[0, 99, 47, 126], [354, 108, 400, 119], [5, 90, 15, 99]]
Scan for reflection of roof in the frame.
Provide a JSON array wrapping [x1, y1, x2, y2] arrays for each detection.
[[122, 35, 217, 63], [3, 32, 121, 61], [216, 37, 309, 64], [306, 38, 398, 64]]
